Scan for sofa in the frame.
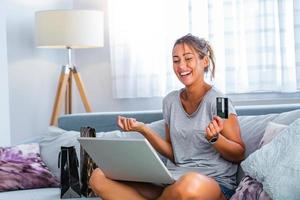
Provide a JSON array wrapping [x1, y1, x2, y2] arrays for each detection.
[[1, 104, 300, 200]]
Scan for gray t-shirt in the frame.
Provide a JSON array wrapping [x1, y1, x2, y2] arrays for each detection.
[[162, 87, 238, 189]]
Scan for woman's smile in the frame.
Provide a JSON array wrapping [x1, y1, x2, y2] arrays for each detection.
[[180, 71, 192, 76], [178, 70, 193, 84]]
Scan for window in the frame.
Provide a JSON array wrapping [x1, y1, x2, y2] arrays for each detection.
[[108, 0, 300, 101]]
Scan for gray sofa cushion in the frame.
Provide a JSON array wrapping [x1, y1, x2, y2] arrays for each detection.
[[241, 118, 300, 199], [238, 109, 300, 159], [39, 128, 81, 179], [31, 120, 166, 180], [238, 114, 277, 158], [236, 109, 300, 182]]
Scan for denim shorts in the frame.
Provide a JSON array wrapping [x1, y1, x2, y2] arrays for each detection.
[[220, 185, 235, 200]]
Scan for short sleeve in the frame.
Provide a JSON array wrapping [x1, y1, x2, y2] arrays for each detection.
[[228, 98, 237, 116]]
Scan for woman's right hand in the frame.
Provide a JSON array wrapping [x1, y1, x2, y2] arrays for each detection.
[[117, 116, 145, 133]]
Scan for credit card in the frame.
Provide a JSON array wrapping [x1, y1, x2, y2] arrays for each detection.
[[216, 97, 228, 119]]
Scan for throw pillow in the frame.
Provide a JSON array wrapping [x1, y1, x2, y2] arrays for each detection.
[[95, 119, 165, 139], [237, 114, 278, 158], [37, 120, 166, 180], [147, 120, 167, 163], [236, 109, 300, 183], [241, 118, 300, 200], [48, 125, 70, 135], [258, 122, 287, 148], [234, 122, 288, 198], [238, 108, 300, 158], [148, 119, 165, 139], [0, 143, 59, 192], [230, 175, 272, 200], [39, 127, 116, 180], [38, 129, 81, 179]]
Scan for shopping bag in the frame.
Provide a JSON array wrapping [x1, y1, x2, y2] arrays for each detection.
[[80, 127, 98, 197], [58, 146, 81, 199]]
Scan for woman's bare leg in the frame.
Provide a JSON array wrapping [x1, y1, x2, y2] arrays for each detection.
[[90, 169, 227, 200], [157, 172, 226, 200], [89, 168, 164, 200], [122, 181, 164, 199]]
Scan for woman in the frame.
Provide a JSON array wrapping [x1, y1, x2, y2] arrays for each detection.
[[89, 34, 245, 200]]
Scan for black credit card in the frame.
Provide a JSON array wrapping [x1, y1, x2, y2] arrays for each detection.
[[216, 97, 228, 119]]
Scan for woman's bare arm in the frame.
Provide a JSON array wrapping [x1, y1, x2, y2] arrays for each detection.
[[206, 115, 245, 162], [140, 123, 174, 162]]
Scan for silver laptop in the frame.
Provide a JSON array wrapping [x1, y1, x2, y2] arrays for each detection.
[[78, 137, 176, 184]]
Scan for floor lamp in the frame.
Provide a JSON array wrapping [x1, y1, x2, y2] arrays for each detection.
[[35, 10, 104, 126]]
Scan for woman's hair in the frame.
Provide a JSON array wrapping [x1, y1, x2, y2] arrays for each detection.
[[173, 33, 215, 77]]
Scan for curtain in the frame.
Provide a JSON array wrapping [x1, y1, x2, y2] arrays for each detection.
[[209, 0, 300, 93], [108, 0, 300, 98]]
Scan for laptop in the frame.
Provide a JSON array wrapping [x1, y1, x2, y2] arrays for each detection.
[[78, 137, 176, 184]]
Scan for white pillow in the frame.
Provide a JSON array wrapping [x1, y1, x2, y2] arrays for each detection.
[[40, 120, 166, 179], [95, 119, 164, 139], [48, 126, 69, 135], [41, 127, 125, 179], [258, 122, 287, 148], [241, 118, 300, 200], [238, 109, 300, 158], [39, 128, 80, 179], [97, 130, 142, 138]]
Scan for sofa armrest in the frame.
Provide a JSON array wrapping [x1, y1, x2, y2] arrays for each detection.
[[58, 110, 163, 132], [236, 104, 300, 116], [58, 104, 300, 132]]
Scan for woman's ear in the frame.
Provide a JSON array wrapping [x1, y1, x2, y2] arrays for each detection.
[[202, 56, 210, 69]]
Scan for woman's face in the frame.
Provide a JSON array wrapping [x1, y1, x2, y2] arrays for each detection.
[[172, 43, 208, 87]]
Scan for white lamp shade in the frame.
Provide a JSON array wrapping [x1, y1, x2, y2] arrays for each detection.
[[35, 10, 104, 49]]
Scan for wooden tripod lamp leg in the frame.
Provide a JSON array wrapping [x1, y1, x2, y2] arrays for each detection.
[[65, 70, 73, 115], [72, 67, 92, 112], [50, 66, 70, 126]]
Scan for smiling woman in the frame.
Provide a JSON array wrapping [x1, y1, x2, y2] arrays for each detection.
[[89, 34, 245, 200]]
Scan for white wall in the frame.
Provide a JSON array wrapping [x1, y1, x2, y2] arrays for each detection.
[[6, 0, 73, 145], [72, 0, 163, 114], [0, 1, 11, 147]]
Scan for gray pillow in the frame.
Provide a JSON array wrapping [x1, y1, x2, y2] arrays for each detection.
[[231, 122, 287, 200], [258, 122, 287, 148], [38, 120, 166, 179], [236, 109, 300, 183], [238, 109, 300, 158], [146, 120, 167, 163], [238, 114, 277, 158], [39, 128, 81, 179], [41, 127, 138, 179], [241, 118, 300, 200], [148, 119, 165, 139]]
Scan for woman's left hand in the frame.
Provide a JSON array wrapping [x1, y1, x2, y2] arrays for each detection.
[[117, 116, 145, 133], [205, 116, 224, 141]]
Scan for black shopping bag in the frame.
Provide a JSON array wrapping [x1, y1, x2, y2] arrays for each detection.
[[80, 127, 98, 197], [58, 146, 81, 199]]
